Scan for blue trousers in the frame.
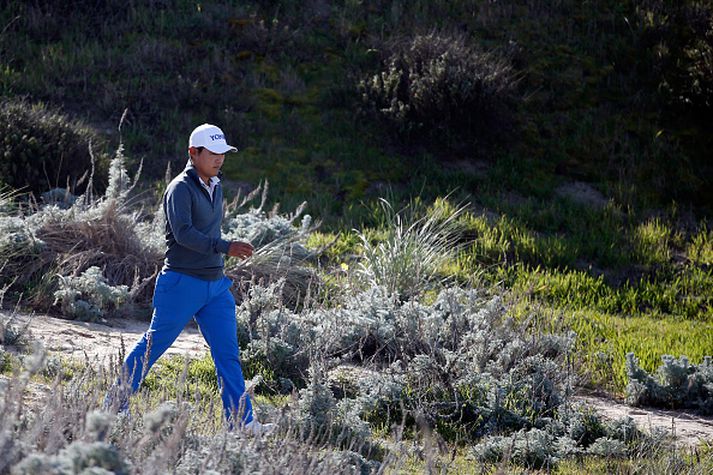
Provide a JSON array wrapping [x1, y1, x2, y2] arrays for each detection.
[[119, 270, 253, 424]]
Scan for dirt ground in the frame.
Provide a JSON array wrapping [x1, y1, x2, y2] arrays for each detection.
[[577, 392, 713, 448], [9, 311, 206, 362], [4, 311, 713, 447]]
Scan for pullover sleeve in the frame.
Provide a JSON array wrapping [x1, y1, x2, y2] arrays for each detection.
[[165, 183, 231, 255]]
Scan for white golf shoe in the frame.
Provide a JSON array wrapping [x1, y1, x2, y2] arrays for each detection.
[[244, 420, 276, 437]]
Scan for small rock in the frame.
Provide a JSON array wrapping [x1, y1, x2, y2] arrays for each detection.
[[555, 181, 608, 209]]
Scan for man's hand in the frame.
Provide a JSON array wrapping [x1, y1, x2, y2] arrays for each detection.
[[228, 241, 254, 259]]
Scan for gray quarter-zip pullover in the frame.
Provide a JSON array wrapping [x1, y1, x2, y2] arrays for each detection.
[[162, 161, 230, 280]]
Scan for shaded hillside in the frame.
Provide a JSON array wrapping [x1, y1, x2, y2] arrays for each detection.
[[0, 0, 711, 216]]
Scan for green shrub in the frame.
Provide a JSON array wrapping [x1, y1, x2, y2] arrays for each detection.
[[358, 31, 517, 157], [0, 99, 108, 195]]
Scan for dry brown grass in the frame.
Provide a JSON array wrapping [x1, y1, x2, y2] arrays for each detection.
[[31, 200, 162, 309]]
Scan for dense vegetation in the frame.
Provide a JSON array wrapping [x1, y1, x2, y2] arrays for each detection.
[[1, 0, 712, 472]]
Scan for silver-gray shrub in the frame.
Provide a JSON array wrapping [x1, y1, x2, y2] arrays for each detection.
[[626, 352, 713, 414], [223, 188, 312, 248], [142, 401, 181, 434], [0, 145, 160, 313], [238, 279, 578, 439], [586, 437, 628, 458], [237, 279, 309, 388], [0, 312, 31, 352], [0, 213, 47, 287], [474, 424, 607, 469], [0, 154, 318, 316], [472, 410, 657, 469], [11, 441, 130, 475], [85, 411, 115, 442], [563, 405, 606, 446], [40, 188, 76, 209], [176, 429, 381, 475], [0, 291, 33, 369], [53, 266, 129, 321], [0, 216, 42, 258], [291, 368, 381, 460], [222, 183, 320, 309]]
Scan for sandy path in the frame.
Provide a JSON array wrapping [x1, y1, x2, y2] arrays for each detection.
[[577, 392, 713, 448], [3, 311, 713, 447], [6, 311, 207, 362]]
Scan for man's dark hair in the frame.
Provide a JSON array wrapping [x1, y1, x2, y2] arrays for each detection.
[[189, 146, 205, 161]]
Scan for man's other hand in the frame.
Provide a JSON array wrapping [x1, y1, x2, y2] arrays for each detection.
[[228, 241, 254, 259]]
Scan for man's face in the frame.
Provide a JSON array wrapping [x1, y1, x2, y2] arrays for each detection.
[[189, 146, 225, 182]]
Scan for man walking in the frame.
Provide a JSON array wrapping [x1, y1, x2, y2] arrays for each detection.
[[110, 124, 269, 433]]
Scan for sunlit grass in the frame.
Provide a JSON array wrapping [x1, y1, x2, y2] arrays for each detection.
[[688, 223, 713, 265], [633, 217, 681, 266], [507, 298, 713, 392], [354, 198, 469, 299], [505, 264, 713, 321], [554, 446, 713, 474]]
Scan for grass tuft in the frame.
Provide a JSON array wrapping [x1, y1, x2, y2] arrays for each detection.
[[355, 198, 469, 300]]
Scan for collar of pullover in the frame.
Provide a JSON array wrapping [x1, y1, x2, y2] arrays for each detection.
[[185, 160, 223, 187]]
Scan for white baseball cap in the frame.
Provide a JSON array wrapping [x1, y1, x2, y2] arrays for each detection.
[[188, 123, 238, 154]]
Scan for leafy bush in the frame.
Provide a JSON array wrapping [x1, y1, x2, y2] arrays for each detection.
[[0, 99, 108, 195], [625, 352, 713, 414], [358, 31, 517, 156]]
